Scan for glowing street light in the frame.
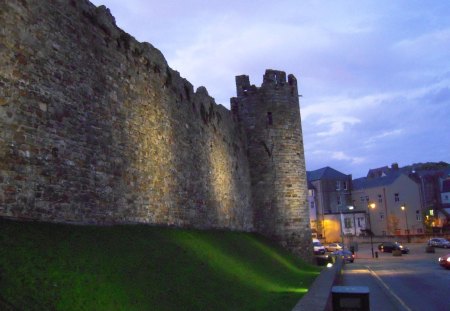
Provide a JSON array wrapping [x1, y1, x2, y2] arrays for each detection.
[[401, 205, 410, 243], [367, 203, 376, 258]]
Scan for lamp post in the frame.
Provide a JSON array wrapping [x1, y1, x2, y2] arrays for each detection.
[[401, 205, 410, 243], [348, 205, 356, 236], [367, 203, 376, 258]]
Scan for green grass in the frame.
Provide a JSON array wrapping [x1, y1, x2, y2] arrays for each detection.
[[0, 218, 320, 311]]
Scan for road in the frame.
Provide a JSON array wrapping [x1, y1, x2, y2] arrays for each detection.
[[347, 243, 450, 311]]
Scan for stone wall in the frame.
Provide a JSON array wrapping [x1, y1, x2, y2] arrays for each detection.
[[231, 71, 312, 258], [0, 0, 311, 260], [0, 0, 252, 230]]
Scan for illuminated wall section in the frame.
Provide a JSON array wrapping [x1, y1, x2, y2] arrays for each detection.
[[0, 0, 311, 260], [232, 70, 313, 259], [0, 0, 253, 231]]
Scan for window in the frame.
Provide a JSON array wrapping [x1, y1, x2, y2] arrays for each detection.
[[379, 212, 385, 220], [365, 196, 369, 202], [336, 181, 341, 190], [267, 112, 273, 125], [343, 181, 348, 190], [378, 194, 382, 203], [394, 193, 400, 202], [310, 201, 315, 209], [360, 196, 365, 203], [344, 218, 352, 229], [416, 210, 421, 221], [337, 195, 341, 205], [357, 217, 363, 228]]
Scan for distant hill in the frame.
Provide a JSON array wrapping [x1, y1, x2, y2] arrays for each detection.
[[402, 161, 450, 173]]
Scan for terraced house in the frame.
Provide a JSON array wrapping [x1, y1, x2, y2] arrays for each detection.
[[308, 162, 450, 243]]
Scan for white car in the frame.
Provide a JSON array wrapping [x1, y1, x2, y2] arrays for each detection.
[[313, 238, 326, 255], [428, 238, 450, 248], [325, 242, 343, 252]]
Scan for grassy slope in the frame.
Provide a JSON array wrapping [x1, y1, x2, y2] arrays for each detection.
[[0, 219, 320, 311]]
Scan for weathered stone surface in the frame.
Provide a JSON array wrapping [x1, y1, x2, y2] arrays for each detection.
[[0, 0, 312, 261], [231, 70, 313, 259]]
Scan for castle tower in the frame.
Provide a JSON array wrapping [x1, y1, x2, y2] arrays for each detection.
[[231, 69, 312, 259]]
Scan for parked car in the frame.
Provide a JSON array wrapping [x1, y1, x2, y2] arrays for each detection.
[[438, 253, 450, 269], [428, 238, 450, 248], [332, 250, 354, 263], [325, 242, 343, 252], [313, 238, 326, 255], [378, 242, 409, 254]]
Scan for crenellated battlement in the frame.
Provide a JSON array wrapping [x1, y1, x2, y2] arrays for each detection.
[[0, 0, 312, 261], [233, 70, 312, 258]]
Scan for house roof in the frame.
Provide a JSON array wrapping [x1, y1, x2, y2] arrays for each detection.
[[352, 171, 407, 190], [307, 166, 350, 182], [366, 166, 390, 178]]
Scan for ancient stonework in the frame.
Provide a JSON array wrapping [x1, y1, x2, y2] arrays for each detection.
[[231, 71, 312, 258], [0, 0, 312, 260]]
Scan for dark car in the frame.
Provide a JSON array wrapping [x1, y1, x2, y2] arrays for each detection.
[[438, 253, 450, 269], [378, 242, 409, 254], [428, 238, 450, 248], [332, 250, 354, 263]]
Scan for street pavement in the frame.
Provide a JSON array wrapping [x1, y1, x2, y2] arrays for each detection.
[[337, 245, 410, 311], [340, 261, 405, 311]]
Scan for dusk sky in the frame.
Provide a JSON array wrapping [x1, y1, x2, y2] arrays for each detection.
[[91, 0, 450, 178]]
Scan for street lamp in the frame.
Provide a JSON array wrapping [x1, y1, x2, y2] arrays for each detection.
[[401, 205, 410, 243], [367, 203, 376, 258]]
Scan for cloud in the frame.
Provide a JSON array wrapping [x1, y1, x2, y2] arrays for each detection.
[[315, 116, 360, 137], [364, 129, 404, 147], [331, 151, 365, 165], [90, 0, 450, 178]]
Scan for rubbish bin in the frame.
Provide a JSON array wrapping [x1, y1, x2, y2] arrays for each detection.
[[332, 286, 370, 311]]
